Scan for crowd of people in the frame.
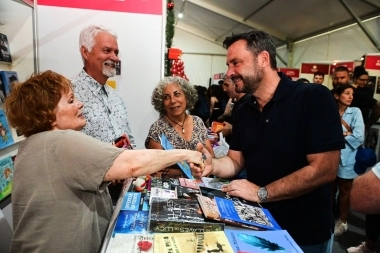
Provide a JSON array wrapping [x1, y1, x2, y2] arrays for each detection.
[[5, 24, 380, 253]]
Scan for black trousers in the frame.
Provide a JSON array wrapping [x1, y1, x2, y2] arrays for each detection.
[[366, 213, 380, 241]]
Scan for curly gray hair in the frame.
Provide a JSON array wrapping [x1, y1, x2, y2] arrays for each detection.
[[151, 76, 198, 115]]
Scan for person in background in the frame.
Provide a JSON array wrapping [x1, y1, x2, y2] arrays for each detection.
[[332, 66, 380, 133], [71, 25, 135, 204], [6, 70, 205, 253], [145, 76, 214, 178], [353, 68, 373, 97], [192, 29, 345, 253], [331, 84, 364, 236], [190, 85, 210, 125], [207, 84, 227, 125], [313, 71, 325, 84], [216, 74, 249, 143], [296, 77, 310, 83]]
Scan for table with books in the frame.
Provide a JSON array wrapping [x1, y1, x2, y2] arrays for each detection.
[[100, 176, 303, 253]]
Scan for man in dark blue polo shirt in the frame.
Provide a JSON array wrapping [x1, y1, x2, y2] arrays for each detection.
[[193, 30, 345, 253]]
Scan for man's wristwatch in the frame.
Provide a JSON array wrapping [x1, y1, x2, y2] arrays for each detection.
[[257, 186, 268, 203]]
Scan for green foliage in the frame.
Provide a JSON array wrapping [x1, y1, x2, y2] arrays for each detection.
[[165, 0, 175, 76]]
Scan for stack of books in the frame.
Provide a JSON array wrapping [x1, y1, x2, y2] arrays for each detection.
[[108, 176, 303, 253]]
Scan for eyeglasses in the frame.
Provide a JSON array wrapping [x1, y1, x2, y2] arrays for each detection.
[[358, 79, 368, 82]]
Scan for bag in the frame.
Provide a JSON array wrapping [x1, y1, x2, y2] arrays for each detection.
[[341, 118, 377, 174], [354, 145, 377, 174]]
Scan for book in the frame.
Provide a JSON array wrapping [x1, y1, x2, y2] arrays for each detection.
[[150, 220, 225, 233], [120, 192, 149, 211], [211, 121, 224, 132], [199, 186, 261, 208], [197, 194, 278, 231], [159, 133, 193, 178], [201, 177, 229, 190], [176, 185, 200, 200], [154, 232, 234, 253], [179, 177, 204, 189], [214, 197, 281, 231], [149, 187, 177, 204], [224, 228, 304, 253], [150, 177, 179, 190], [0, 156, 14, 203], [0, 71, 19, 96], [0, 110, 14, 149], [148, 198, 205, 232], [0, 76, 6, 103], [110, 234, 154, 253], [0, 33, 12, 64], [113, 210, 149, 234]]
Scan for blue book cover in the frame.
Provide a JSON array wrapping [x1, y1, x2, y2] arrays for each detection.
[[159, 133, 193, 179], [0, 110, 14, 149], [215, 197, 281, 231], [224, 228, 303, 253], [0, 71, 18, 96], [113, 210, 149, 235], [120, 192, 149, 211], [0, 156, 14, 203]]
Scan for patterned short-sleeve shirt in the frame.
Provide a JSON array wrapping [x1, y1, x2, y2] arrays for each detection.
[[71, 69, 135, 146], [145, 115, 208, 150]]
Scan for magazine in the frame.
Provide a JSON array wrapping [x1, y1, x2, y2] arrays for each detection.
[[224, 228, 303, 253]]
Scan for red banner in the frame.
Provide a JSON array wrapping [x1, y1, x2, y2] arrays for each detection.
[[329, 62, 355, 74], [213, 73, 224, 80], [365, 55, 380, 70], [301, 63, 330, 74], [278, 68, 299, 78], [37, 0, 162, 15]]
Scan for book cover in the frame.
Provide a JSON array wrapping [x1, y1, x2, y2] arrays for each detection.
[[149, 187, 177, 204], [0, 76, 6, 103], [120, 192, 149, 211], [0, 71, 19, 96], [0, 156, 14, 203], [113, 210, 149, 234], [199, 186, 261, 208], [110, 234, 154, 253], [201, 177, 229, 190], [224, 228, 304, 253], [179, 177, 204, 189], [159, 133, 193, 179], [211, 121, 224, 133], [0, 110, 14, 149], [151, 177, 179, 190], [148, 198, 205, 232], [197, 194, 263, 231], [154, 232, 234, 253], [176, 185, 200, 200], [197, 194, 221, 220], [150, 220, 225, 233], [0, 33, 12, 64], [215, 197, 281, 231]]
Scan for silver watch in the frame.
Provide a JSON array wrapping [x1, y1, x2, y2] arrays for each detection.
[[257, 186, 268, 203]]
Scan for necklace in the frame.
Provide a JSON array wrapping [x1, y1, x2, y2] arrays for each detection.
[[166, 114, 187, 134]]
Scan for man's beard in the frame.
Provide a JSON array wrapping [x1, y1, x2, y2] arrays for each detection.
[[236, 63, 264, 94], [103, 61, 116, 77]]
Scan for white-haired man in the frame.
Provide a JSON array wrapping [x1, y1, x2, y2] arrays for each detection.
[[72, 25, 135, 203]]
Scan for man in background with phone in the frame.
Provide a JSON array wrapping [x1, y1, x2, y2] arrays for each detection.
[[72, 25, 135, 204]]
